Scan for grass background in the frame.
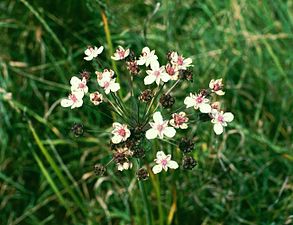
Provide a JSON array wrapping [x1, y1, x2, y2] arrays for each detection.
[[0, 0, 293, 224]]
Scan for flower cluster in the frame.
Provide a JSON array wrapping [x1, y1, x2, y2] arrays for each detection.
[[60, 44, 234, 179]]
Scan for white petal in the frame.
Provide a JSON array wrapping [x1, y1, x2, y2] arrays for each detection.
[[72, 99, 83, 109], [167, 160, 179, 169], [144, 75, 156, 85], [142, 47, 150, 54], [145, 128, 158, 139], [153, 112, 163, 123], [184, 58, 192, 66], [84, 55, 93, 61], [216, 90, 225, 96], [163, 127, 176, 138], [110, 82, 120, 93], [224, 112, 234, 122], [150, 60, 159, 70], [160, 73, 171, 83], [117, 164, 124, 171], [97, 46, 104, 54], [60, 99, 72, 107], [152, 164, 162, 174], [156, 151, 166, 160], [111, 135, 122, 144], [111, 55, 119, 60], [184, 96, 195, 108], [213, 123, 224, 135], [180, 123, 188, 129], [70, 76, 81, 86], [137, 58, 145, 65], [199, 103, 211, 113]]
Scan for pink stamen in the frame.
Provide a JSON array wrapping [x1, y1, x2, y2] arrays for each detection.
[[79, 83, 85, 88], [104, 81, 110, 88], [213, 83, 221, 91], [174, 114, 187, 125]]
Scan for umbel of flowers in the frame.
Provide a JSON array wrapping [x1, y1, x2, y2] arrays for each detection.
[[61, 45, 234, 179]]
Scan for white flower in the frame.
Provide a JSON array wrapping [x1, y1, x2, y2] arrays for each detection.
[[90, 92, 103, 105], [152, 151, 179, 174], [61, 91, 84, 109], [209, 78, 225, 96], [211, 110, 234, 135], [111, 122, 131, 144], [184, 93, 211, 113], [98, 77, 120, 94], [165, 63, 179, 80], [144, 61, 170, 85], [70, 76, 88, 94], [170, 51, 192, 70], [96, 69, 114, 81], [111, 46, 130, 60], [118, 162, 133, 171], [169, 112, 189, 129], [146, 112, 176, 139], [84, 46, 103, 61], [137, 46, 158, 67]]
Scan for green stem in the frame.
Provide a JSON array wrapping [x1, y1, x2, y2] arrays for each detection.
[[138, 180, 153, 225]]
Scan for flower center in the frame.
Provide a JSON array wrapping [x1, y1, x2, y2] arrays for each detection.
[[218, 115, 224, 123], [177, 56, 183, 65], [213, 83, 220, 91], [166, 65, 175, 75], [154, 70, 161, 77], [118, 50, 125, 58], [79, 83, 85, 88], [161, 159, 168, 167], [157, 124, 164, 133], [104, 81, 110, 88], [118, 128, 126, 137], [70, 94, 77, 103], [196, 96, 203, 103], [174, 114, 186, 125]]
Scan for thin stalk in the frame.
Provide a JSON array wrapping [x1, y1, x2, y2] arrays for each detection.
[[165, 79, 180, 95], [138, 175, 153, 225]]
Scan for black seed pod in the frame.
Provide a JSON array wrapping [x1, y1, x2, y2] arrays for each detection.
[[94, 164, 106, 176], [71, 123, 84, 137], [159, 93, 175, 108], [139, 89, 153, 102], [136, 168, 149, 181], [178, 137, 194, 153], [182, 156, 197, 170]]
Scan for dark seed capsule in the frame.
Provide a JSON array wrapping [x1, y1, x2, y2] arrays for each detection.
[[178, 137, 194, 154], [71, 123, 84, 137], [80, 70, 90, 81], [159, 93, 175, 108], [133, 147, 145, 158], [182, 156, 197, 170], [94, 164, 106, 176], [139, 89, 153, 102], [136, 168, 149, 181]]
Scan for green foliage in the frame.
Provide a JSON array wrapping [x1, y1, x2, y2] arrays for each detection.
[[0, 0, 292, 224]]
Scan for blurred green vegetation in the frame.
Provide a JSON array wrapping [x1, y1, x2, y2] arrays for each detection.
[[0, 0, 293, 224]]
